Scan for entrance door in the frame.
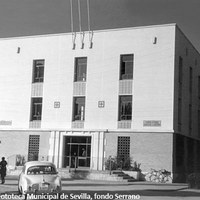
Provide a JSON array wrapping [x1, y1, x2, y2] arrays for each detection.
[[64, 136, 91, 168]]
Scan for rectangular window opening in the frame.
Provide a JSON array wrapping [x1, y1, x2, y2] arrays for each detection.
[[178, 97, 182, 132], [118, 95, 132, 121], [198, 76, 200, 100], [189, 104, 192, 135], [189, 67, 193, 94], [120, 54, 133, 80], [73, 97, 85, 121], [32, 60, 45, 83], [198, 110, 200, 138], [178, 56, 183, 84], [30, 98, 43, 121], [74, 57, 87, 82]]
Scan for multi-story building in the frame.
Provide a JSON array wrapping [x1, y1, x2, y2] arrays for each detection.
[[0, 23, 200, 182]]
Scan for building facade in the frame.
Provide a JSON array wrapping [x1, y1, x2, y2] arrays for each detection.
[[0, 24, 200, 182]]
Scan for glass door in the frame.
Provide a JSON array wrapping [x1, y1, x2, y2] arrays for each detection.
[[64, 136, 91, 168]]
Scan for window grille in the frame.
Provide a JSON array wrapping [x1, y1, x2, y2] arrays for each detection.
[[28, 135, 40, 161], [117, 136, 130, 161]]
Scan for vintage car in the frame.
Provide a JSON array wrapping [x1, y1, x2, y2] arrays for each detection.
[[18, 161, 62, 195]]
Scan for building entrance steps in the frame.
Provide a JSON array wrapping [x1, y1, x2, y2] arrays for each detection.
[[112, 170, 138, 182], [58, 168, 138, 182]]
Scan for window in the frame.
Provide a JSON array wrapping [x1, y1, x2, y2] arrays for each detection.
[[189, 104, 192, 135], [117, 136, 130, 161], [32, 60, 45, 83], [198, 76, 200, 100], [27, 165, 56, 175], [178, 97, 182, 132], [28, 135, 40, 161], [178, 57, 183, 98], [186, 48, 188, 56], [120, 54, 133, 80], [30, 98, 43, 121], [178, 56, 183, 85], [189, 67, 193, 94], [198, 110, 200, 138], [73, 97, 85, 121], [178, 56, 183, 132], [119, 96, 132, 121], [195, 59, 198, 66], [74, 57, 87, 82]]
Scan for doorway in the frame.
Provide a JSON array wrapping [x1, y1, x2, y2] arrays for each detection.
[[63, 136, 91, 168]]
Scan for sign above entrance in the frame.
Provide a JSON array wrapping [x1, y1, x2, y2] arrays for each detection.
[[98, 101, 105, 108]]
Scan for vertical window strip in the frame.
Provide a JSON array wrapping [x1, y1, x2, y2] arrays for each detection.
[[198, 110, 200, 138], [198, 76, 200, 100], [189, 67, 193, 94], [178, 56, 183, 85], [189, 104, 192, 135], [178, 97, 182, 132], [178, 56, 183, 132]]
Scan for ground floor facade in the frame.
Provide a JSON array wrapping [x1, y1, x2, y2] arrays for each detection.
[[0, 130, 199, 182]]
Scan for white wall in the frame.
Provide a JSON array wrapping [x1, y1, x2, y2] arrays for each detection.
[[0, 24, 176, 132]]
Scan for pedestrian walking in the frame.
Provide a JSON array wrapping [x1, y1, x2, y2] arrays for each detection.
[[0, 157, 7, 184]]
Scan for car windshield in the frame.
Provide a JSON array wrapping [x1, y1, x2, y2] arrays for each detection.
[[27, 165, 57, 175]]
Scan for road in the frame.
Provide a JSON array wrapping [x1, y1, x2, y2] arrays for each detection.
[[0, 177, 200, 200]]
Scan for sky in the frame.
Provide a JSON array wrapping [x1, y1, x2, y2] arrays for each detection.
[[0, 0, 200, 51]]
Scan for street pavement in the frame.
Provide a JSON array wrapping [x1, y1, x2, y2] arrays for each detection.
[[0, 176, 200, 200]]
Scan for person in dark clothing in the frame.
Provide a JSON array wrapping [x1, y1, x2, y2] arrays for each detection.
[[0, 157, 7, 184]]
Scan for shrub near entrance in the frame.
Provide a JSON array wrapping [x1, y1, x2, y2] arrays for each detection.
[[105, 156, 141, 171]]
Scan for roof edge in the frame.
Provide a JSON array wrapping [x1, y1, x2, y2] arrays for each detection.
[[0, 23, 177, 41]]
